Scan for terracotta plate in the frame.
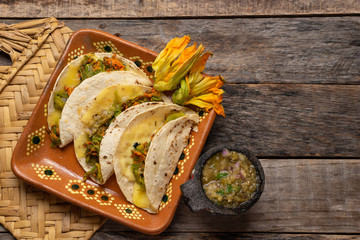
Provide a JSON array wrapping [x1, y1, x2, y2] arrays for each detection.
[[11, 29, 215, 235]]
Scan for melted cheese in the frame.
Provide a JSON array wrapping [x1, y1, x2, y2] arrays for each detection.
[[49, 62, 81, 126], [80, 85, 144, 129], [47, 109, 61, 127], [56, 64, 81, 92], [116, 114, 166, 179], [115, 112, 169, 209], [133, 183, 151, 208], [74, 133, 90, 159]]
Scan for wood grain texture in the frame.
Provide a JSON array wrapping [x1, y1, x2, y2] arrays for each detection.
[[2, 17, 360, 84], [91, 232, 360, 240], [95, 159, 360, 234], [0, 17, 360, 157], [208, 84, 360, 157], [0, 0, 360, 18], [66, 17, 360, 85], [0, 233, 15, 240], [0, 16, 359, 239]]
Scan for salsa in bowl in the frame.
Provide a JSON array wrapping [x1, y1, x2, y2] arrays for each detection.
[[181, 144, 265, 215]]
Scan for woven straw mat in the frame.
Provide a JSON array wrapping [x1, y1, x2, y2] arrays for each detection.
[[0, 18, 107, 240]]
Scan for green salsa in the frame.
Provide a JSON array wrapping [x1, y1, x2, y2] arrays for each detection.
[[201, 149, 259, 208]]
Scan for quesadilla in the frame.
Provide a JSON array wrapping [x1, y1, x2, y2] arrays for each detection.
[[59, 71, 152, 148], [72, 87, 168, 184], [47, 52, 150, 147], [101, 103, 199, 213]]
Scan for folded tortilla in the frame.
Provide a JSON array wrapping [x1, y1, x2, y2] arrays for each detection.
[[101, 103, 199, 213], [47, 52, 151, 147], [60, 71, 152, 148], [74, 97, 165, 185], [144, 115, 198, 211]]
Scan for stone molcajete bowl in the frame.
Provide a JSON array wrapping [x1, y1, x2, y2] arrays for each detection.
[[181, 144, 265, 215]]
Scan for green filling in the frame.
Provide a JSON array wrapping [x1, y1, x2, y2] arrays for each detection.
[[78, 56, 105, 81], [131, 141, 150, 189], [49, 125, 61, 148], [111, 89, 162, 120], [83, 125, 106, 182], [78, 55, 125, 82], [83, 163, 103, 183], [54, 91, 69, 110], [50, 54, 126, 148], [165, 111, 185, 123]]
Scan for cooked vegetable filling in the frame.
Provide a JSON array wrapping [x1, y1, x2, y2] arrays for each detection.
[[165, 112, 185, 123], [82, 90, 162, 182], [49, 54, 125, 148], [131, 141, 150, 188], [48, 125, 61, 148], [202, 149, 259, 207], [78, 55, 125, 81], [54, 91, 69, 110], [129, 111, 185, 188]]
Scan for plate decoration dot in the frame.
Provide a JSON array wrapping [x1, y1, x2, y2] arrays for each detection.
[[26, 126, 46, 156], [93, 41, 122, 56], [32, 164, 61, 180], [114, 204, 144, 220], [159, 182, 172, 211]]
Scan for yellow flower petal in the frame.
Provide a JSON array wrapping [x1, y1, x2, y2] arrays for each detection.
[[190, 76, 224, 97], [152, 36, 225, 117], [185, 92, 225, 117], [152, 35, 190, 76], [188, 52, 212, 88], [154, 43, 204, 91]]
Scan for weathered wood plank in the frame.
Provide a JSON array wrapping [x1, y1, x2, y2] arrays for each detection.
[[1, 54, 359, 156], [0, 229, 358, 240], [91, 232, 360, 240], [0, 225, 9, 233], [208, 84, 360, 157], [2, 17, 360, 84], [97, 159, 360, 234], [0, 0, 360, 18], [0, 233, 15, 240]]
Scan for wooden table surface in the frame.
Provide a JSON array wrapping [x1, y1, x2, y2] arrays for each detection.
[[1, 1, 360, 239]]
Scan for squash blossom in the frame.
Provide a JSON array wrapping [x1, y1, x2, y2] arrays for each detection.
[[172, 51, 225, 116], [186, 92, 225, 117], [153, 36, 225, 116], [184, 75, 225, 117], [153, 36, 204, 92]]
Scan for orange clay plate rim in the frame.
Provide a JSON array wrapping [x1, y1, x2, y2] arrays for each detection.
[[11, 29, 216, 235]]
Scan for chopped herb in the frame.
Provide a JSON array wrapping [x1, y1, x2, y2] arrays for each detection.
[[215, 172, 228, 180], [216, 190, 224, 196], [226, 184, 233, 194]]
